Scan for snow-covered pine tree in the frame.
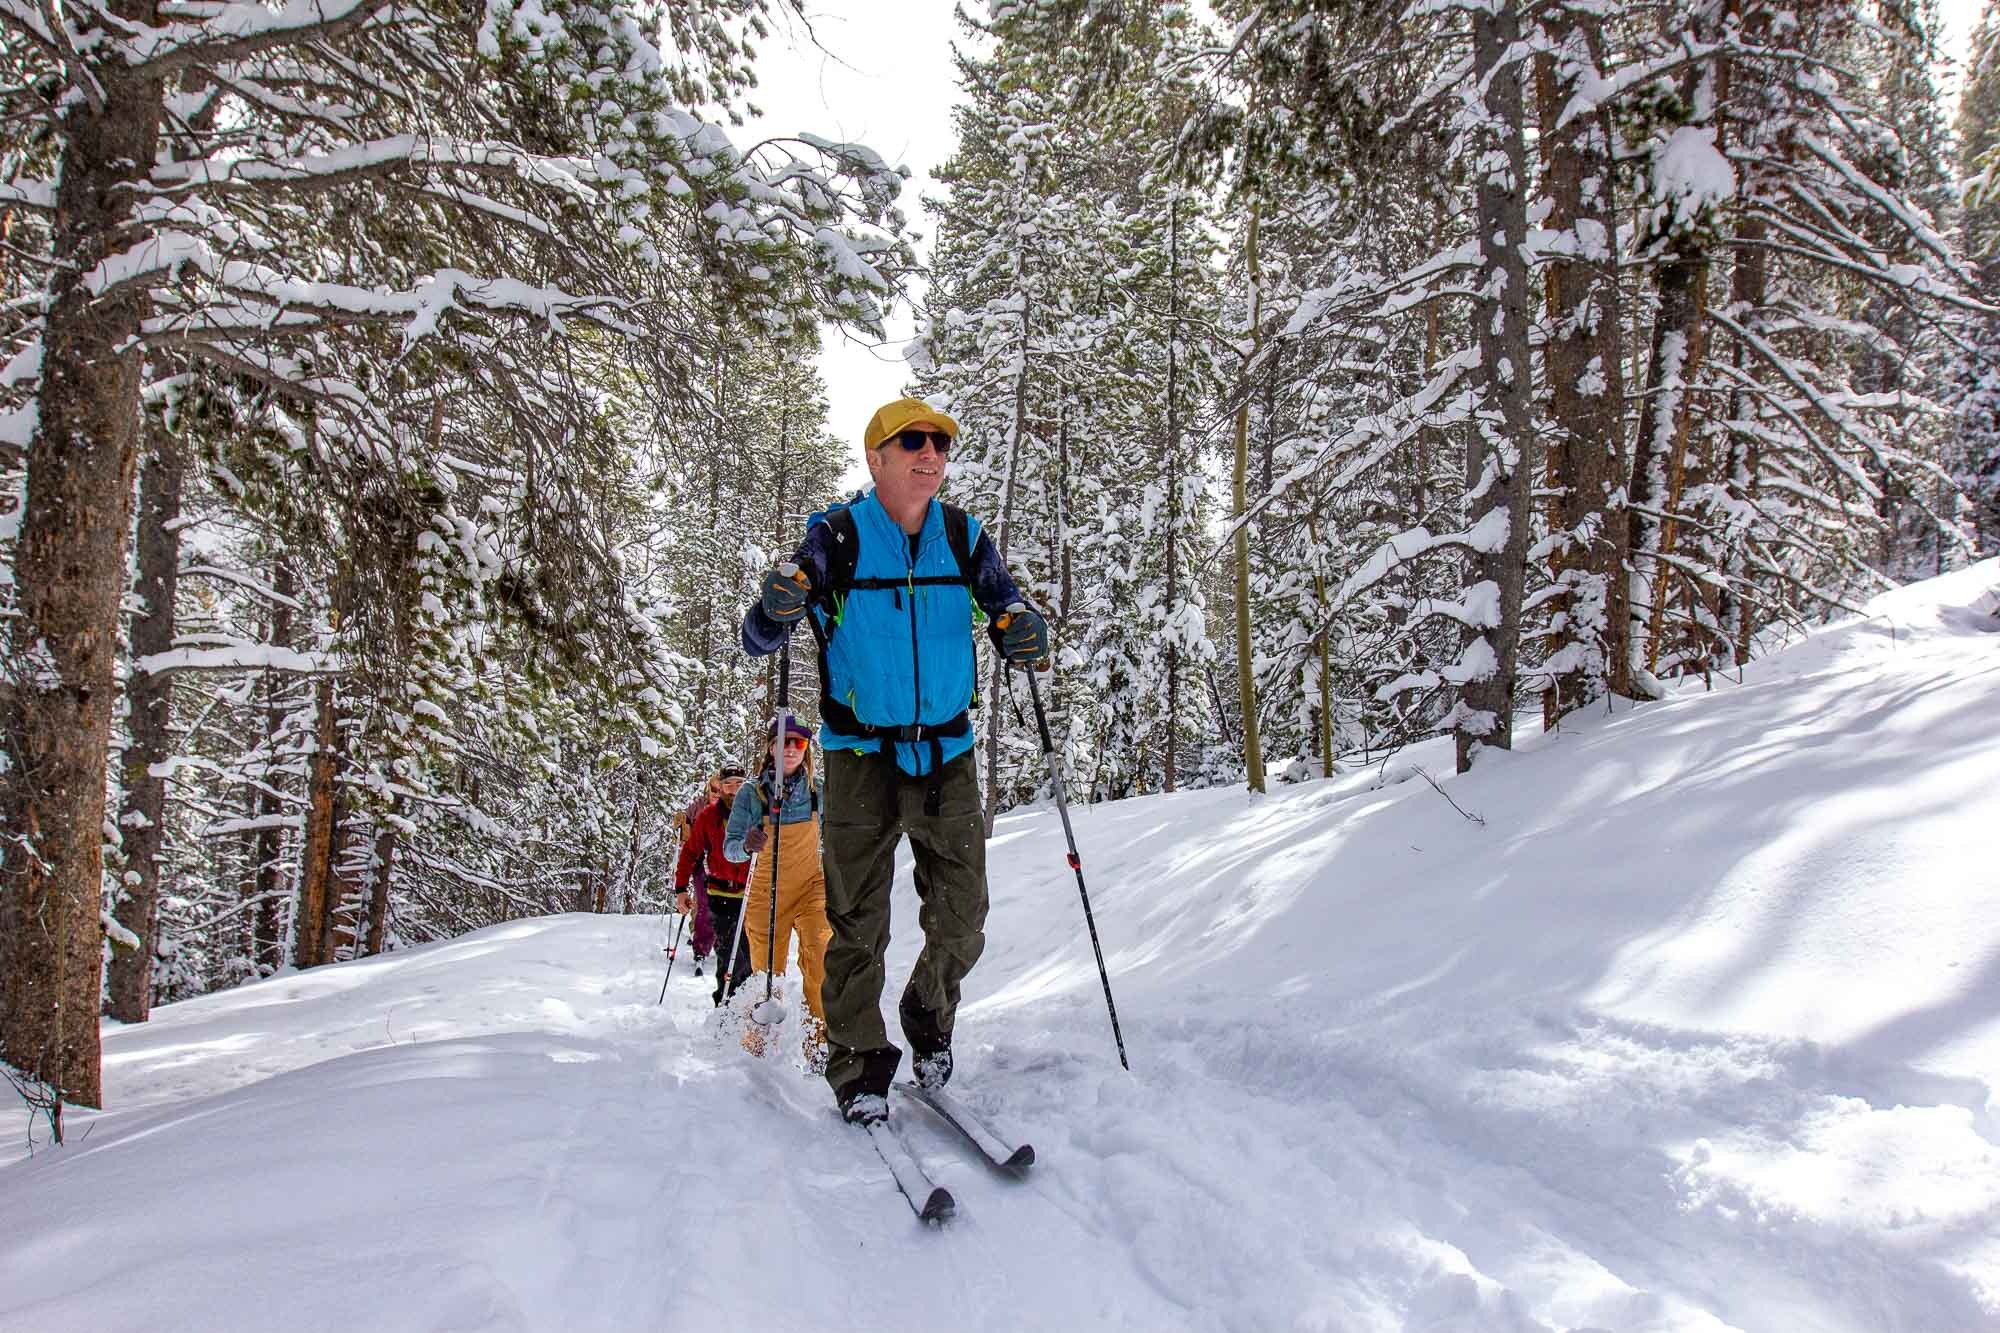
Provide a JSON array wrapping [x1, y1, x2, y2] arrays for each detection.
[[1534, 4, 1631, 721], [1633, 0, 1977, 671], [1026, 9, 1224, 802], [120, 323, 849, 996], [1954, 0, 2000, 558], [1178, 1, 1545, 775], [0, 0, 909, 1104], [915, 9, 1105, 814], [916, 3, 1225, 810], [1847, 0, 1961, 578]]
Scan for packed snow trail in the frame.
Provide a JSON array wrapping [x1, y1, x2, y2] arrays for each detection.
[[3, 563, 1997, 1331]]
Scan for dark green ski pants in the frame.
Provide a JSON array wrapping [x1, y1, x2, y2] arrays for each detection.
[[819, 746, 987, 1103]]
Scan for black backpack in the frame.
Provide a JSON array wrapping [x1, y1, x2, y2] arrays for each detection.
[[803, 494, 983, 740], [811, 496, 979, 612]]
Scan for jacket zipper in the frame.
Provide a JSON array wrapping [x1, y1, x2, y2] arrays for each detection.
[[907, 552, 921, 725]]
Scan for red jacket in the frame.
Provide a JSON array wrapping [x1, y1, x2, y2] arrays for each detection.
[[675, 797, 747, 894]]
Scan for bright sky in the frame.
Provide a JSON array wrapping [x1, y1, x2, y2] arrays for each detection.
[[1943, 0, 1987, 114], [744, 4, 972, 482]]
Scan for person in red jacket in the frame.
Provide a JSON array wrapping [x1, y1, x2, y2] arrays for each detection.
[[675, 775, 721, 973], [674, 764, 751, 1006]]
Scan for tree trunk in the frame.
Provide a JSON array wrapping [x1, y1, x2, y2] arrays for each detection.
[[1164, 193, 1182, 794], [1629, 250, 1711, 681], [983, 285, 1030, 834], [1206, 664, 1236, 749], [1233, 198, 1266, 794], [696, 443, 720, 718], [1055, 403, 1073, 618], [252, 566, 295, 976], [1258, 344, 1280, 502], [363, 801, 400, 956], [1714, 0, 1775, 665], [1456, 2, 1536, 774], [1311, 512, 1335, 773], [327, 821, 365, 962], [294, 677, 341, 970], [1721, 216, 1767, 666], [107, 425, 186, 1022], [1536, 12, 1630, 724], [1627, 13, 1725, 689], [0, 9, 166, 1110], [618, 773, 645, 916]]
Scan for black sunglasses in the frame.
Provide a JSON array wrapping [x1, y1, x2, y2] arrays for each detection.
[[893, 428, 952, 454]]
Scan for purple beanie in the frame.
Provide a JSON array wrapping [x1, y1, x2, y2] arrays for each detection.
[[768, 715, 814, 745]]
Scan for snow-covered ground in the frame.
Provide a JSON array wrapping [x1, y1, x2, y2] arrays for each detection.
[[5, 562, 1998, 1333]]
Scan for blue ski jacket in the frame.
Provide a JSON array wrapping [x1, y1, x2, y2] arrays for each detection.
[[741, 490, 1025, 776]]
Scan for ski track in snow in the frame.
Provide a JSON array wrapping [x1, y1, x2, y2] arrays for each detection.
[[3, 562, 1998, 1332]]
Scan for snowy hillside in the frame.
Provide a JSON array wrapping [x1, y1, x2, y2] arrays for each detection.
[[4, 562, 1997, 1333]]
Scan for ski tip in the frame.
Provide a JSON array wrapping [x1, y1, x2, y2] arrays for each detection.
[[1003, 1144, 1035, 1173], [920, 1187, 956, 1225]]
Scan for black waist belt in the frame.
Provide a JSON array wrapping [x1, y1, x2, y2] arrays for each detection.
[[821, 700, 970, 745], [823, 705, 970, 818]]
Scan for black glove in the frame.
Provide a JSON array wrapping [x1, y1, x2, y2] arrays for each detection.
[[743, 825, 769, 855], [759, 564, 811, 623], [997, 602, 1050, 666]]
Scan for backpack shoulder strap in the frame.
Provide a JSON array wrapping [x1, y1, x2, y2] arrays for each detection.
[[818, 506, 861, 601], [941, 503, 977, 589], [804, 503, 860, 662]]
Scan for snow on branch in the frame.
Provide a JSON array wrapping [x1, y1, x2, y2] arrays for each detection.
[[1796, 132, 1969, 285], [0, 0, 64, 60], [1284, 240, 1480, 340], [1334, 513, 1506, 614], [0, 179, 55, 213], [116, 0, 392, 74], [1707, 306, 1886, 501], [1, 338, 42, 390], [1208, 344, 1481, 564], [91, 232, 638, 343], [135, 645, 333, 676], [147, 136, 601, 202], [1552, 32, 1723, 131], [178, 563, 307, 610]]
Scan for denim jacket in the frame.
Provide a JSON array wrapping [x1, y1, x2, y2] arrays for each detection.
[[722, 765, 818, 863]]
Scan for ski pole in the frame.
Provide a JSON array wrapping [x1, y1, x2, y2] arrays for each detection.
[[656, 907, 689, 1005], [717, 893, 749, 1008], [655, 813, 692, 1004], [751, 640, 792, 1028], [717, 639, 793, 1024], [1023, 663, 1130, 1071], [716, 822, 754, 1009]]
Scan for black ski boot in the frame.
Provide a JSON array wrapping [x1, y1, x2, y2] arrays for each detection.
[[899, 988, 953, 1090], [841, 1091, 889, 1127]]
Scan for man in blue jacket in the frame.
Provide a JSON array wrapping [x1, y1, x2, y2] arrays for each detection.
[[741, 397, 1049, 1126]]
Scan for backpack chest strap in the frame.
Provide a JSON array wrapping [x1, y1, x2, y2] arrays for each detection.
[[847, 574, 970, 591]]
